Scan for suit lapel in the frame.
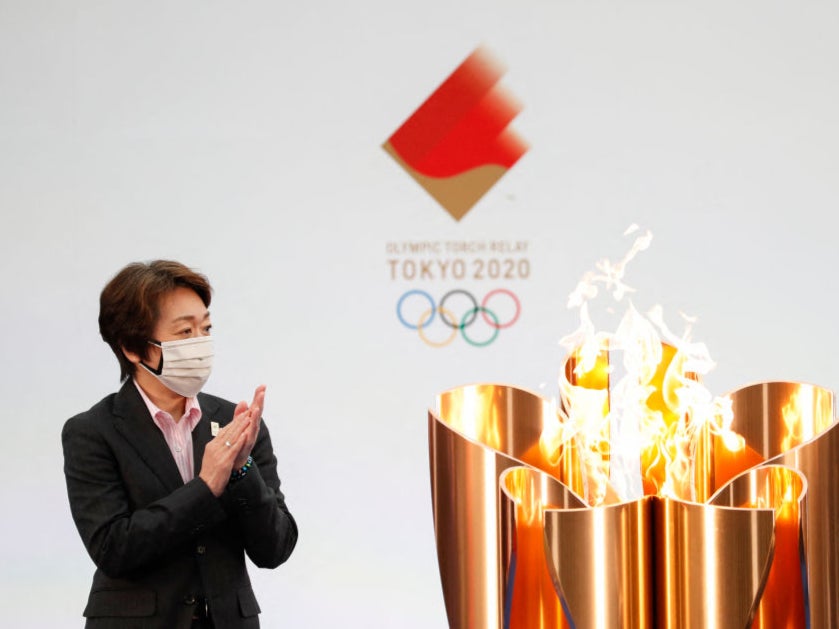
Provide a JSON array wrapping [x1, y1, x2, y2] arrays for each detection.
[[112, 380, 185, 493], [193, 393, 222, 477]]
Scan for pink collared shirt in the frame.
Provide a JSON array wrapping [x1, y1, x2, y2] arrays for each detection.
[[133, 380, 202, 483]]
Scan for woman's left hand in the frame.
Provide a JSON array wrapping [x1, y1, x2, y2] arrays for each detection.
[[232, 384, 266, 469]]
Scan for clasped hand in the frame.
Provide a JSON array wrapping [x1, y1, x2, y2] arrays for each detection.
[[199, 385, 266, 497]]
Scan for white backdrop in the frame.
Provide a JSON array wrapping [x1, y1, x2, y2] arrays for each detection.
[[2, 1, 839, 627]]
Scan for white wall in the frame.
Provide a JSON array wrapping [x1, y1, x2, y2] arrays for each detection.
[[2, 1, 838, 627]]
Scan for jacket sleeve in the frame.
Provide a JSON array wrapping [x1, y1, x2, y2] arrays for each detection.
[[62, 413, 228, 578], [221, 419, 298, 568]]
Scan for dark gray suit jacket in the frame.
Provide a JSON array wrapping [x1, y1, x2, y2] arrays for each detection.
[[62, 380, 298, 628]]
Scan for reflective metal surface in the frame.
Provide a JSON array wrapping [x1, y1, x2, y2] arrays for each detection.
[[430, 384, 579, 629], [499, 466, 585, 629], [544, 495, 653, 628], [725, 382, 837, 628], [709, 465, 808, 628], [429, 381, 837, 628], [653, 493, 775, 629]]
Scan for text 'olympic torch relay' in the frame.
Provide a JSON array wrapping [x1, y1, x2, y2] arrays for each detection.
[[428, 229, 838, 629]]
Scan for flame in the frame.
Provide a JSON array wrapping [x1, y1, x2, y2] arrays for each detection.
[[740, 467, 806, 629], [554, 228, 746, 505], [781, 389, 807, 452], [561, 346, 612, 505], [538, 397, 572, 468], [780, 385, 834, 453], [637, 344, 683, 497], [443, 385, 505, 451], [505, 467, 545, 526]]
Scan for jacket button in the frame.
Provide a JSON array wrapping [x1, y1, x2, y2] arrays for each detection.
[[196, 545, 206, 555], [184, 594, 196, 605]]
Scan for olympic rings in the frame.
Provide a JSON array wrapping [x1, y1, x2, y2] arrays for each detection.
[[418, 307, 458, 348], [482, 288, 521, 329], [397, 290, 435, 329], [461, 307, 500, 347], [439, 289, 478, 329], [396, 288, 521, 347]]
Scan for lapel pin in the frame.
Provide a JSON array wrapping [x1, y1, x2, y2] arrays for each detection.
[[211, 421, 220, 436]]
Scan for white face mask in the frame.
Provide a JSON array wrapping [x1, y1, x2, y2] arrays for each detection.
[[140, 336, 214, 398]]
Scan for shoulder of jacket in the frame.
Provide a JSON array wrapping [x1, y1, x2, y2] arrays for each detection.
[[63, 392, 118, 433]]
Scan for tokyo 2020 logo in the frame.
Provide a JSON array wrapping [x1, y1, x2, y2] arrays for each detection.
[[396, 288, 521, 347]]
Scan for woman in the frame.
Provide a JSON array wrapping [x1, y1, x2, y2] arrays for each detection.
[[62, 260, 298, 628]]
